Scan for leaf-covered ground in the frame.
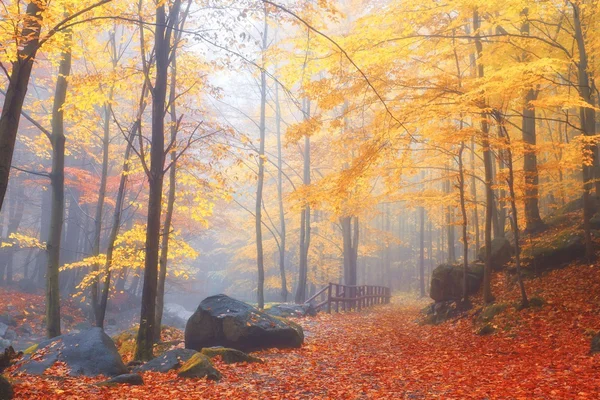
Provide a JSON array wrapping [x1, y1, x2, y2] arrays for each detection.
[[7, 262, 600, 399]]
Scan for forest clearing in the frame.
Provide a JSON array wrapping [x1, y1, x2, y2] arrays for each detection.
[[2, 0, 600, 398]]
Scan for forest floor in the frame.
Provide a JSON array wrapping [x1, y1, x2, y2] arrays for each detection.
[[7, 261, 600, 399]]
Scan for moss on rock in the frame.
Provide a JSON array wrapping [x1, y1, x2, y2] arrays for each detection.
[[201, 347, 263, 364], [177, 353, 221, 381]]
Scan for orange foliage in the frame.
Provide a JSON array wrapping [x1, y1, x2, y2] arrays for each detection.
[[6, 262, 600, 399]]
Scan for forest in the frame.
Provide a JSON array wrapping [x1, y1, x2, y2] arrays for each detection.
[[1, 0, 600, 398]]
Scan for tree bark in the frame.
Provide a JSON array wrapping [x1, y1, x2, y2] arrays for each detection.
[[275, 81, 288, 302], [473, 10, 495, 304], [0, 1, 44, 212], [572, 2, 597, 261], [135, 0, 181, 361], [46, 34, 72, 338], [255, 8, 268, 309], [155, 48, 179, 340], [295, 100, 311, 304]]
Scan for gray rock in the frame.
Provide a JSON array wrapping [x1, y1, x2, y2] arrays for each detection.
[[18, 327, 127, 377], [185, 294, 304, 352], [430, 263, 484, 302], [1, 331, 15, 342], [99, 373, 144, 386], [0, 316, 15, 328], [18, 324, 32, 335], [137, 348, 198, 373], [266, 303, 317, 318], [0, 323, 8, 338], [0, 340, 10, 351]]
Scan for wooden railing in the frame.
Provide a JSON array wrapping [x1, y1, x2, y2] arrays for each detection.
[[305, 283, 391, 313]]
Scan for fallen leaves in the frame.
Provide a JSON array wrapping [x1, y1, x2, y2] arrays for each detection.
[[6, 262, 600, 398]]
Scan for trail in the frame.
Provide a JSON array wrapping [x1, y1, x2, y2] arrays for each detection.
[[12, 264, 600, 399]]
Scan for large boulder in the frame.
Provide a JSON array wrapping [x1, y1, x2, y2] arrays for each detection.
[[478, 237, 513, 271], [137, 348, 198, 373], [0, 375, 12, 400], [185, 294, 304, 352], [265, 303, 316, 318], [430, 263, 484, 302], [522, 230, 585, 272], [18, 328, 127, 377]]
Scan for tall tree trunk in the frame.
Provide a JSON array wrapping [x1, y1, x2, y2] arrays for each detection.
[[470, 138, 480, 257], [92, 87, 113, 326], [135, 0, 181, 361], [418, 206, 425, 297], [275, 82, 288, 302], [155, 49, 179, 340], [0, 1, 44, 211], [255, 9, 268, 309], [295, 100, 311, 304], [473, 10, 495, 304], [444, 170, 455, 263], [458, 141, 469, 304], [572, 2, 597, 261], [497, 118, 529, 307], [46, 34, 72, 338]]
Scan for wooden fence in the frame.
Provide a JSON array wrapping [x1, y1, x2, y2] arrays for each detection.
[[305, 283, 391, 313]]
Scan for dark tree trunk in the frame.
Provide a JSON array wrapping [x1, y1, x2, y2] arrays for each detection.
[[473, 10, 495, 304], [46, 36, 72, 339], [275, 82, 288, 302], [255, 9, 268, 309], [0, 2, 44, 212], [135, 0, 182, 361]]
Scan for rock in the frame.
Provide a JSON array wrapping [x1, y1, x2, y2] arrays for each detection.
[[17, 279, 38, 294], [430, 264, 484, 302], [73, 321, 93, 331], [0, 316, 15, 329], [2, 331, 15, 343], [201, 347, 263, 364], [522, 230, 586, 272], [18, 328, 127, 377], [177, 353, 221, 381], [185, 294, 304, 352], [107, 319, 117, 326], [0, 324, 7, 338], [18, 324, 32, 336], [137, 348, 198, 373], [266, 303, 317, 318], [478, 237, 513, 271], [0, 375, 12, 400], [98, 373, 144, 386]]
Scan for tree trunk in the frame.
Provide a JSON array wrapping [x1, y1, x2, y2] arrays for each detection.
[[572, 2, 597, 261], [473, 10, 495, 304], [295, 100, 311, 304], [275, 82, 288, 302], [458, 141, 469, 304], [155, 48, 179, 340], [0, 1, 44, 212], [92, 87, 112, 326], [135, 0, 181, 361], [255, 9, 268, 309], [46, 36, 72, 338], [418, 206, 426, 297]]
